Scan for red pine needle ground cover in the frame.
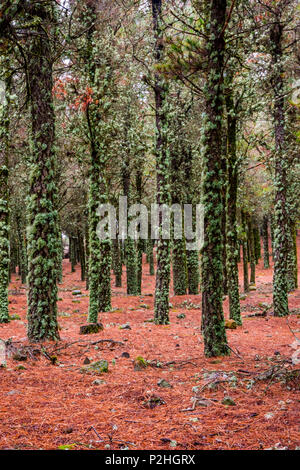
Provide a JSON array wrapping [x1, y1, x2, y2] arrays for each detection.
[[0, 239, 299, 450]]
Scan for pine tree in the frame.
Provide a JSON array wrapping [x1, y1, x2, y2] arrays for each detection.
[[262, 215, 270, 269], [151, 0, 171, 324], [0, 70, 10, 323], [200, 0, 229, 357], [225, 73, 241, 325], [26, 1, 60, 341], [270, 16, 289, 316]]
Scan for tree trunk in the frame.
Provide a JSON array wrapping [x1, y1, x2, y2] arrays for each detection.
[[248, 216, 256, 285], [225, 83, 241, 325], [151, 0, 171, 324], [27, 2, 59, 341], [271, 21, 289, 316], [201, 0, 229, 357], [262, 215, 270, 269], [241, 211, 249, 293], [0, 75, 10, 323]]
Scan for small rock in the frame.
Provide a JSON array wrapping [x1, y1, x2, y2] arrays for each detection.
[[121, 352, 130, 358], [134, 356, 148, 371], [62, 427, 73, 434], [264, 412, 274, 420], [83, 357, 91, 365], [249, 285, 257, 291], [120, 323, 131, 330], [79, 323, 104, 335], [9, 314, 21, 321], [157, 379, 172, 388], [176, 313, 186, 319], [12, 352, 27, 362], [81, 360, 108, 375], [222, 396, 236, 406], [93, 379, 106, 385], [72, 290, 82, 295], [225, 319, 237, 329]]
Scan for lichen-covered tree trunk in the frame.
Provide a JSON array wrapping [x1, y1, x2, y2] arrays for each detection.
[[271, 21, 289, 317], [82, 3, 112, 322], [136, 167, 143, 295], [225, 86, 241, 325], [184, 148, 199, 295], [221, 150, 228, 296], [57, 218, 63, 284], [171, 182, 187, 295], [0, 75, 10, 323], [85, 222, 89, 290], [248, 216, 256, 285], [16, 212, 27, 285], [253, 223, 261, 264], [87, 143, 112, 321], [78, 229, 85, 282], [287, 221, 297, 292], [27, 3, 59, 341], [262, 215, 270, 269], [172, 237, 187, 295], [241, 211, 249, 293], [87, 146, 102, 321], [152, 0, 171, 324], [270, 214, 275, 261], [201, 0, 229, 357], [147, 239, 155, 275], [113, 238, 122, 288], [122, 152, 138, 296], [69, 236, 76, 273]]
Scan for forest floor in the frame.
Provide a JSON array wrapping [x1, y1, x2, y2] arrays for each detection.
[[0, 239, 299, 451]]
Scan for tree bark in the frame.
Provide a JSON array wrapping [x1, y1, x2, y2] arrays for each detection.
[[151, 0, 171, 324], [26, 2, 59, 341], [201, 0, 229, 357]]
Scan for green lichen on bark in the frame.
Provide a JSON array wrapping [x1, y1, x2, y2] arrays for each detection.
[[241, 211, 249, 293], [225, 76, 241, 325], [0, 74, 10, 323], [113, 238, 122, 288], [16, 212, 27, 285], [79, 3, 112, 322], [200, 0, 229, 357], [270, 20, 289, 317], [172, 237, 187, 295], [152, 0, 171, 325], [262, 215, 270, 269], [287, 222, 297, 292], [248, 215, 256, 285], [26, 3, 60, 341], [147, 239, 155, 276], [253, 223, 261, 264], [186, 250, 199, 294]]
